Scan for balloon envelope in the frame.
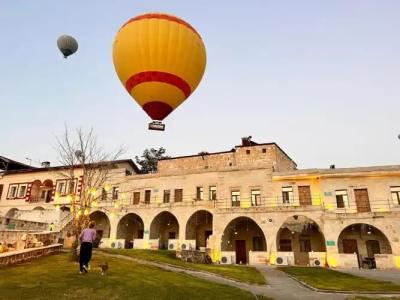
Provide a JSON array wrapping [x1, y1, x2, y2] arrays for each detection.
[[57, 35, 78, 58], [112, 13, 207, 121]]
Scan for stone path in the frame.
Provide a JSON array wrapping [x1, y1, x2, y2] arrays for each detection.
[[337, 268, 400, 285], [98, 252, 399, 300]]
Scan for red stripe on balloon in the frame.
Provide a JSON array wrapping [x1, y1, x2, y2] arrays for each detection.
[[121, 13, 202, 40], [125, 71, 192, 98], [143, 101, 173, 121]]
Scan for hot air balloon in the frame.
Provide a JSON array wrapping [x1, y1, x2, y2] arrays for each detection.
[[57, 35, 78, 58], [113, 13, 207, 131]]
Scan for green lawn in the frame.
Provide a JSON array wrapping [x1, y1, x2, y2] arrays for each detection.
[[347, 297, 400, 300], [348, 297, 400, 300], [98, 249, 266, 285], [278, 266, 400, 293], [0, 253, 263, 300]]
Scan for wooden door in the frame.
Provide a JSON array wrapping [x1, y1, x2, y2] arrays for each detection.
[[354, 189, 371, 212], [342, 239, 358, 254], [133, 192, 140, 204], [298, 186, 312, 206], [235, 240, 247, 264], [145, 190, 151, 204]]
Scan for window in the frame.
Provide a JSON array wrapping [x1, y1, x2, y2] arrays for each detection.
[[231, 190, 240, 207], [253, 236, 264, 251], [145, 190, 151, 204], [300, 239, 312, 252], [57, 181, 66, 195], [196, 186, 204, 200], [335, 190, 349, 208], [209, 186, 217, 201], [18, 185, 27, 198], [246, 150, 251, 155], [55, 179, 77, 196], [390, 186, 400, 205], [133, 192, 140, 204], [68, 181, 76, 194], [8, 184, 18, 199], [279, 239, 292, 251], [262, 148, 267, 153], [282, 186, 293, 203], [101, 188, 107, 201], [251, 189, 261, 206], [174, 189, 183, 202], [112, 187, 119, 200], [163, 190, 170, 203]]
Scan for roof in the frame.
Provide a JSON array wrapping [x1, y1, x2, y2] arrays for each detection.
[[273, 165, 400, 179], [0, 156, 35, 172], [1, 159, 139, 175], [161, 138, 297, 166]]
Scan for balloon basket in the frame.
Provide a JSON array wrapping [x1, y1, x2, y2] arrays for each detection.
[[148, 121, 165, 131]]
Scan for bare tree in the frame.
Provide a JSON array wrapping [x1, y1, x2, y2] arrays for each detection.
[[56, 127, 124, 257]]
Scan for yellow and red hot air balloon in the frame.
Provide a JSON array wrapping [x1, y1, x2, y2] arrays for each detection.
[[113, 13, 207, 131]]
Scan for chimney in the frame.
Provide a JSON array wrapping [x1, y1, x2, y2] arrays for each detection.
[[241, 136, 253, 147], [330, 164, 335, 169], [41, 161, 51, 168]]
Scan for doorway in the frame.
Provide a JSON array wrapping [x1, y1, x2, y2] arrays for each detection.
[[235, 240, 247, 264], [298, 186, 312, 206], [354, 189, 371, 212]]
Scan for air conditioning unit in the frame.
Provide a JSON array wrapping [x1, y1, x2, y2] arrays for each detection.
[[180, 240, 195, 251], [275, 256, 289, 266], [220, 255, 234, 265], [310, 258, 322, 267], [168, 239, 178, 250], [110, 239, 124, 249]]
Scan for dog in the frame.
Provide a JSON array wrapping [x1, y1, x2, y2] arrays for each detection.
[[99, 262, 108, 275]]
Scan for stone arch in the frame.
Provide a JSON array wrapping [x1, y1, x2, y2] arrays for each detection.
[[33, 206, 45, 211], [185, 210, 213, 249], [221, 216, 267, 264], [89, 210, 111, 240], [117, 213, 144, 249], [150, 211, 179, 250], [276, 215, 326, 266], [5, 208, 18, 218], [337, 223, 392, 260]]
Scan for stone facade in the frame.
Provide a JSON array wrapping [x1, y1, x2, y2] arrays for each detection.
[[1, 139, 400, 269]]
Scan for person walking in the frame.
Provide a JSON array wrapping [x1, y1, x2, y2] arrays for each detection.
[[79, 221, 97, 274]]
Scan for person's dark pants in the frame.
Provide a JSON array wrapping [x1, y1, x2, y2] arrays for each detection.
[[79, 242, 93, 272]]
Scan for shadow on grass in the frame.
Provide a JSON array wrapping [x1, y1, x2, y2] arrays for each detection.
[[99, 248, 267, 285], [0, 253, 265, 300]]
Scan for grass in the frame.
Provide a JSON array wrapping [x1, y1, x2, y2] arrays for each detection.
[[98, 249, 266, 285], [0, 253, 265, 300], [348, 298, 400, 300], [278, 266, 400, 293]]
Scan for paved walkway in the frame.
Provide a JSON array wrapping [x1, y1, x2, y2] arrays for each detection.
[[337, 268, 400, 285], [256, 266, 347, 300], [99, 252, 398, 300]]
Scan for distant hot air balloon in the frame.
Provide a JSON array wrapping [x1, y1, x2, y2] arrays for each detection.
[[57, 35, 78, 58], [112, 13, 207, 131]]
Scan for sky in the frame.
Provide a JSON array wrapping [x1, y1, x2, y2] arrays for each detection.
[[1, 1, 399, 169]]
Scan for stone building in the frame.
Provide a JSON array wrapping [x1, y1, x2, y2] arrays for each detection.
[[1, 138, 399, 269]]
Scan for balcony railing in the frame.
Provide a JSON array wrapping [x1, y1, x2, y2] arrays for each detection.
[[95, 194, 400, 214], [324, 198, 400, 215]]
